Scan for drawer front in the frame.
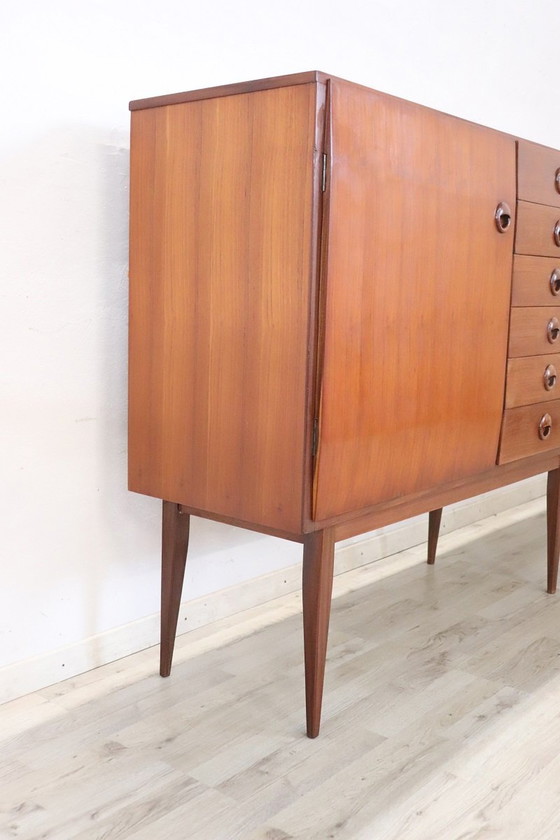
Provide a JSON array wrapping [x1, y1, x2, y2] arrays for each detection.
[[509, 307, 560, 357], [505, 354, 560, 407], [515, 201, 560, 258], [518, 140, 560, 209], [498, 399, 560, 464], [512, 255, 560, 306]]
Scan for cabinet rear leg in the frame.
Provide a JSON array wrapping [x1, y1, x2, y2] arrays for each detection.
[[302, 528, 335, 738], [547, 470, 560, 595], [160, 501, 190, 676], [427, 508, 443, 565]]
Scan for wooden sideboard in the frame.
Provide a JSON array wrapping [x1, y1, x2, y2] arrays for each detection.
[[128, 71, 560, 738]]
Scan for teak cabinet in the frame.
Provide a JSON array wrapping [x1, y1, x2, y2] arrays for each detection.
[[129, 71, 560, 738]]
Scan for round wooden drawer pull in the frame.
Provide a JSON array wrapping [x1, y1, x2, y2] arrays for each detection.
[[550, 269, 560, 296], [548, 317, 560, 343], [539, 414, 553, 440], [544, 364, 558, 390], [495, 202, 512, 233]]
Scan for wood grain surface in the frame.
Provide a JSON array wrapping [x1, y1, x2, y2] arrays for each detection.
[[518, 140, 560, 209], [313, 78, 516, 521], [508, 307, 560, 357], [333, 451, 559, 541], [505, 355, 560, 408], [129, 83, 319, 532], [516, 201, 560, 258], [512, 255, 560, 306], [498, 400, 560, 463]]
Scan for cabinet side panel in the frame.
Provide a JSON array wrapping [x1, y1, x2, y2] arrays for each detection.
[[129, 84, 317, 532], [314, 80, 515, 520]]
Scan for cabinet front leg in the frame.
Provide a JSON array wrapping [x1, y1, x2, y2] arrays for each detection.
[[160, 501, 190, 676], [547, 470, 560, 595], [427, 508, 443, 565], [302, 528, 335, 738]]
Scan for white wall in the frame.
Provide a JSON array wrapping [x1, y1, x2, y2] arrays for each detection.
[[1, 0, 558, 694]]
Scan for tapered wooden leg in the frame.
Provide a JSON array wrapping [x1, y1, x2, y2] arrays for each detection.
[[160, 501, 190, 677], [427, 508, 443, 565], [547, 470, 560, 595], [302, 528, 335, 738]]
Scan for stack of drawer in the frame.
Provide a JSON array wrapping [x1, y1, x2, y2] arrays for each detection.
[[498, 141, 560, 463]]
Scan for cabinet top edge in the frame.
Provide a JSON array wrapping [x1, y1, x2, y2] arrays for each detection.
[[129, 70, 330, 111], [128, 72, 559, 153]]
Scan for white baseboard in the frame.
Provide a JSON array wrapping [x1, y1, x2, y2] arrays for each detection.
[[0, 476, 546, 705]]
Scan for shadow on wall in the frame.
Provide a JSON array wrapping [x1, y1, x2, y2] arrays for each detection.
[[2, 125, 148, 666]]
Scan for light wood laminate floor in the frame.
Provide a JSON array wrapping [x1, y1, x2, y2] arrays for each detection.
[[4, 498, 560, 840]]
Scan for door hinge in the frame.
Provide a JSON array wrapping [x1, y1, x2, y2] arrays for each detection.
[[312, 417, 319, 457], [321, 153, 327, 192]]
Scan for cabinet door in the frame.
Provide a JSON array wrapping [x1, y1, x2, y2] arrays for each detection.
[[313, 80, 515, 521]]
